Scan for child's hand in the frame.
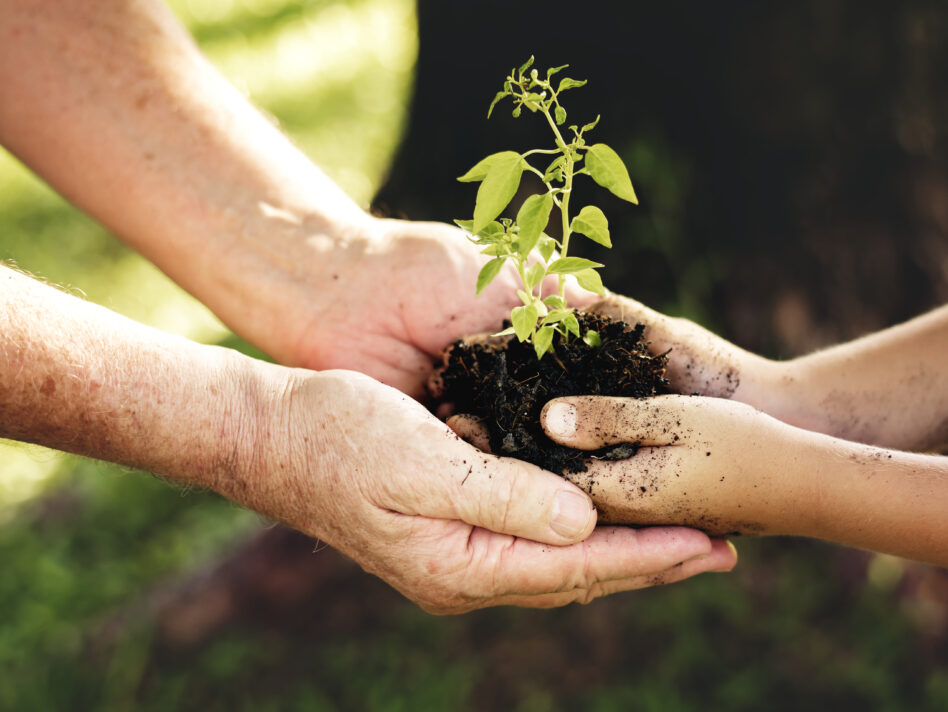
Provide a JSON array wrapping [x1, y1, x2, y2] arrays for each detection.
[[539, 394, 806, 536]]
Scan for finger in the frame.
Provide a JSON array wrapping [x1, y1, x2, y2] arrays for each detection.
[[485, 542, 737, 609], [446, 414, 492, 452], [541, 394, 705, 449], [477, 524, 714, 600], [432, 445, 598, 545]]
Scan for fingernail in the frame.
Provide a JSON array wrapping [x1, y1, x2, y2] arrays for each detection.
[[545, 401, 577, 438], [550, 489, 592, 539], [727, 540, 739, 563]]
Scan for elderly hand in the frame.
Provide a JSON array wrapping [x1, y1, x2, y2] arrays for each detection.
[[234, 367, 737, 613]]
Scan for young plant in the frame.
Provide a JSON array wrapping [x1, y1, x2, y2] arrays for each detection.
[[456, 56, 639, 359]]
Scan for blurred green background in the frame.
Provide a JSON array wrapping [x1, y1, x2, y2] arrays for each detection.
[[1, 1, 946, 710]]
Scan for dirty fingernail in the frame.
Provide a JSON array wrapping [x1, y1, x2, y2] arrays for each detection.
[[550, 489, 592, 539], [727, 540, 739, 562], [545, 401, 577, 438]]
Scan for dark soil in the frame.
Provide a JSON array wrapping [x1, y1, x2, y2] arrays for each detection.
[[438, 311, 669, 474]]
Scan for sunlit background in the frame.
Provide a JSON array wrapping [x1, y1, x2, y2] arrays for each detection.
[[1, 1, 947, 710]]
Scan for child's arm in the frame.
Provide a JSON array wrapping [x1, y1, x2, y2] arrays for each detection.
[[541, 394, 948, 566], [590, 297, 948, 452]]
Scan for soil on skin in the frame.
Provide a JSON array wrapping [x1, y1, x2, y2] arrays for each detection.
[[438, 311, 669, 474]]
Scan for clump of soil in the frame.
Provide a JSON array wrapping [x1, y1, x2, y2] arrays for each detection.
[[438, 311, 668, 474]]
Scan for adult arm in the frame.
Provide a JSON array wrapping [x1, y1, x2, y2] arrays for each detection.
[[590, 296, 948, 452], [0, 0, 570, 399], [0, 265, 735, 611], [541, 394, 948, 567]]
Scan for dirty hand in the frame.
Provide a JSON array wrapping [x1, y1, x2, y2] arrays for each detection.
[[538, 394, 801, 536], [233, 367, 736, 613], [584, 294, 779, 403]]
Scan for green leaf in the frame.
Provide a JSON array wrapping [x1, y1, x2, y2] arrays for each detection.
[[543, 294, 567, 309], [454, 219, 474, 233], [473, 152, 525, 234], [519, 56, 535, 75], [547, 64, 568, 78], [516, 289, 532, 304], [480, 243, 506, 256], [570, 205, 611, 248], [511, 304, 538, 342], [512, 105, 522, 118], [547, 256, 603, 275], [538, 236, 557, 263], [554, 105, 567, 125], [582, 115, 601, 133], [540, 310, 569, 326], [476, 257, 506, 295], [543, 156, 565, 183], [575, 268, 606, 296], [515, 193, 554, 257], [525, 262, 546, 291], [557, 77, 587, 92], [584, 143, 638, 203], [533, 326, 555, 359], [476, 221, 506, 242], [458, 150, 519, 183], [493, 326, 516, 337], [487, 90, 509, 118], [583, 330, 602, 347], [564, 312, 581, 337]]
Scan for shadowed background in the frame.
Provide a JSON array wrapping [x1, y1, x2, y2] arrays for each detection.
[[1, 1, 946, 709]]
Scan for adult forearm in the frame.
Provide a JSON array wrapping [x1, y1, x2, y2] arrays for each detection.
[[0, 265, 259, 490], [0, 0, 368, 363]]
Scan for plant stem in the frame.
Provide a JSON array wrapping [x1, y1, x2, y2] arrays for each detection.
[[539, 106, 573, 299]]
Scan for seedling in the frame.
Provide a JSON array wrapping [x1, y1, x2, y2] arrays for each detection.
[[456, 56, 638, 359]]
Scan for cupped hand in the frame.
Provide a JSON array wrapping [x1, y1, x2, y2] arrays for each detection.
[[584, 294, 779, 402], [280, 216, 597, 400], [235, 368, 735, 613], [538, 394, 809, 536]]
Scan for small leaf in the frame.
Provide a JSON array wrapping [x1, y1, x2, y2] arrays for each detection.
[[458, 151, 516, 183], [564, 312, 581, 337], [575, 268, 606, 295], [492, 325, 517, 337], [554, 105, 567, 125], [534, 300, 548, 317], [512, 105, 522, 118], [487, 90, 509, 118], [515, 193, 554, 257], [516, 289, 532, 304], [547, 256, 603, 275], [480, 243, 506, 256], [476, 221, 506, 242], [540, 310, 569, 326], [476, 257, 505, 295], [538, 236, 557, 263], [582, 115, 601, 133], [557, 77, 587, 92], [519, 56, 535, 75], [525, 262, 546, 290], [543, 294, 567, 309], [473, 152, 525, 234], [511, 304, 538, 342], [534, 326, 555, 359], [547, 64, 568, 78], [583, 330, 602, 347], [454, 219, 474, 233], [570, 205, 611, 248], [543, 155, 565, 183], [585, 143, 638, 203]]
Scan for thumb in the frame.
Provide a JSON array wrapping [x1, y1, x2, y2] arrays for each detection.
[[541, 395, 697, 449], [445, 449, 598, 546]]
